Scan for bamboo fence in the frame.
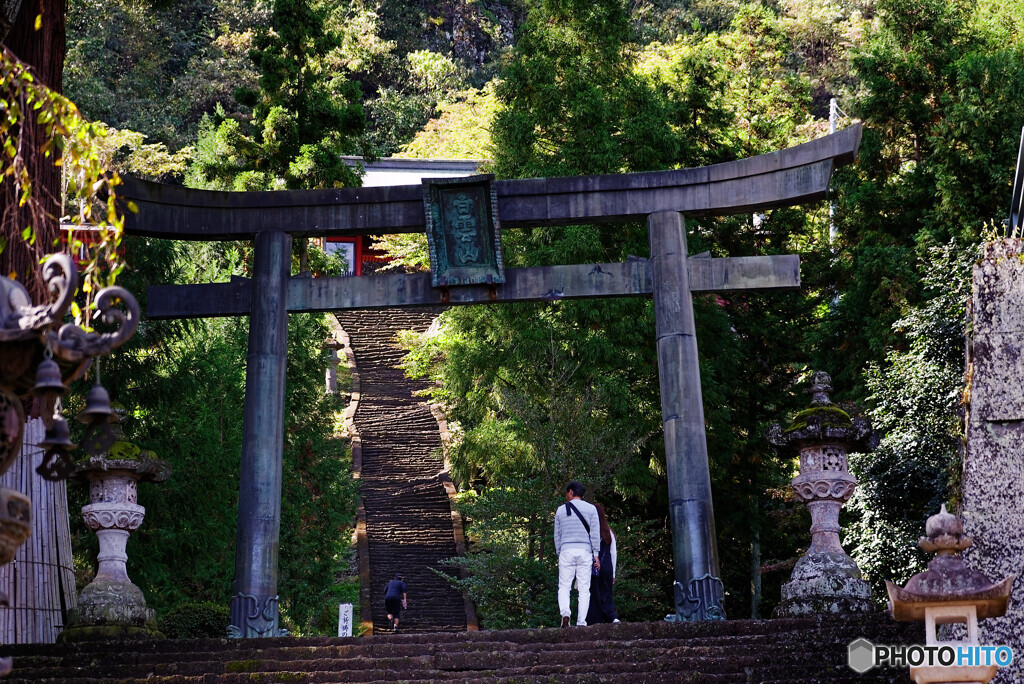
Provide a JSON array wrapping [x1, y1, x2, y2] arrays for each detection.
[[0, 418, 77, 643]]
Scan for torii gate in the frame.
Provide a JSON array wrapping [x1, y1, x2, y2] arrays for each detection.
[[124, 124, 861, 637]]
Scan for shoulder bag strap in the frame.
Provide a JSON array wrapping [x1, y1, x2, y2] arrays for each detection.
[[566, 502, 595, 555]]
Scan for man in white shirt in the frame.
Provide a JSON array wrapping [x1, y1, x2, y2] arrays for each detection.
[[553, 481, 601, 627]]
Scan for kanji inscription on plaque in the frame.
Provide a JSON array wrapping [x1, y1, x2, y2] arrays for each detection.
[[423, 174, 504, 287]]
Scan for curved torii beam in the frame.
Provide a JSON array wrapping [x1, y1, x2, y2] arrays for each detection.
[[124, 124, 861, 636], [124, 124, 858, 239]]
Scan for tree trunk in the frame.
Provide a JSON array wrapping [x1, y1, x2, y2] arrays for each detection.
[[1, 0, 66, 302]]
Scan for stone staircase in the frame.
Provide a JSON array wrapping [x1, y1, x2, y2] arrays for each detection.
[[0, 614, 922, 682], [334, 308, 471, 634]]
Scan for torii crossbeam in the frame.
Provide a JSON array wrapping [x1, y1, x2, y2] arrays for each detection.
[[124, 124, 861, 635]]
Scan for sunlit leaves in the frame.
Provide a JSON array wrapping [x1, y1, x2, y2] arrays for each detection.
[[185, 0, 365, 192], [846, 242, 977, 597], [0, 46, 126, 326]]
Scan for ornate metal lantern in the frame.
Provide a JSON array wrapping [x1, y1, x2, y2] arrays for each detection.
[[0, 252, 138, 574]]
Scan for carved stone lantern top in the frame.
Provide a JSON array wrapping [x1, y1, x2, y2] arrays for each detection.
[[887, 505, 1015, 621], [767, 371, 878, 454], [808, 370, 833, 406], [74, 413, 170, 485], [76, 452, 171, 484], [921, 503, 970, 555]]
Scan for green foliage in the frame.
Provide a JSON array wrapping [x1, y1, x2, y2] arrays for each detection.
[[846, 241, 976, 597], [74, 238, 358, 635], [491, 0, 677, 178], [407, 50, 463, 95], [64, 0, 262, 148], [364, 50, 471, 156], [186, 0, 366, 191], [818, 0, 1024, 396], [399, 83, 498, 160], [86, 124, 191, 183], [158, 601, 231, 639], [364, 88, 435, 157]]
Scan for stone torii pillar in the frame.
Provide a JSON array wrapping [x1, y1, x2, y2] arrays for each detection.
[[121, 125, 862, 634], [649, 211, 723, 619], [232, 231, 291, 637]]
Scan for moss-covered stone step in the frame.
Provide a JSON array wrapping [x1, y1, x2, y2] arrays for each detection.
[[0, 614, 923, 682]]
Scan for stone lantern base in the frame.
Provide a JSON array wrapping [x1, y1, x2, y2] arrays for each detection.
[[774, 551, 874, 617], [58, 577, 163, 642], [58, 577, 162, 642]]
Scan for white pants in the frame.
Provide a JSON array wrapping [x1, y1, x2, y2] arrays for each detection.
[[558, 547, 593, 625]]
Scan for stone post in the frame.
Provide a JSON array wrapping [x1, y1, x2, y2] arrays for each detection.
[[230, 230, 291, 638], [769, 372, 876, 617], [648, 210, 725, 621], [962, 238, 1024, 683], [324, 338, 342, 395]]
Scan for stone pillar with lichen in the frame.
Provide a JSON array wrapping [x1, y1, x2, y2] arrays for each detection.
[[768, 371, 878, 617], [961, 238, 1024, 683], [58, 415, 170, 642]]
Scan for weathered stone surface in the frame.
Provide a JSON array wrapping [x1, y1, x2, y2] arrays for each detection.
[[72, 579, 154, 626], [121, 125, 862, 240], [770, 373, 876, 618], [775, 552, 873, 617], [968, 239, 1024, 421], [962, 239, 1024, 684], [147, 256, 800, 320]]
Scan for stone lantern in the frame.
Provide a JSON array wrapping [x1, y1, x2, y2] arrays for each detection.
[[59, 412, 170, 641], [768, 371, 878, 617], [886, 505, 1014, 684], [324, 337, 343, 395]]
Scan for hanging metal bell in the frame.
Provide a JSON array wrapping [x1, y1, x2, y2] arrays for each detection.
[[31, 358, 67, 398], [39, 415, 76, 451], [37, 415, 77, 481], [77, 383, 113, 424]]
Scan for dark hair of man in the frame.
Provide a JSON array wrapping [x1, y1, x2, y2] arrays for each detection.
[[594, 502, 612, 545], [566, 481, 585, 498]]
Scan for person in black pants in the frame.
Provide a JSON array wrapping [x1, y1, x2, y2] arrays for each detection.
[[587, 503, 620, 624], [384, 574, 407, 630]]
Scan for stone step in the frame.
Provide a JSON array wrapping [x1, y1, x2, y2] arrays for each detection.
[[0, 616, 922, 682], [335, 307, 467, 633]]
